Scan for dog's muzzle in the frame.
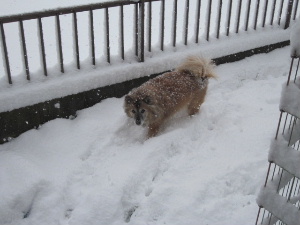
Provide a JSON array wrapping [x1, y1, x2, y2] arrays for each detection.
[[135, 118, 141, 125], [135, 114, 143, 125]]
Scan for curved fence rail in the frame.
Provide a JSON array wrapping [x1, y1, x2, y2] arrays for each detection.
[[0, 0, 299, 85]]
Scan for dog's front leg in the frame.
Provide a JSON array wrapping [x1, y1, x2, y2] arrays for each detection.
[[147, 123, 160, 138]]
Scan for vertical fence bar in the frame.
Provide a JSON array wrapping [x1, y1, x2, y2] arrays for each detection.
[[148, 1, 152, 52], [138, 0, 145, 62], [38, 17, 47, 76], [270, 0, 276, 25], [236, 0, 243, 33], [173, 0, 178, 46], [120, 5, 125, 60], [195, 0, 201, 43], [282, 113, 289, 135], [19, 20, 30, 80], [255, 207, 262, 225], [259, 209, 266, 225], [206, 0, 212, 41], [105, 7, 110, 63], [89, 9, 95, 65], [284, 0, 295, 29], [278, 0, 284, 25], [262, 0, 269, 27], [293, 0, 299, 20], [288, 117, 297, 146], [0, 22, 12, 84], [287, 57, 295, 86], [184, 0, 190, 45], [161, 0, 165, 51], [216, 0, 222, 38], [245, 0, 251, 31], [275, 111, 283, 140], [254, 0, 260, 30], [264, 162, 273, 187], [56, 14, 64, 73], [287, 177, 297, 202], [135, 3, 138, 57], [226, 0, 233, 36], [73, 12, 80, 69]]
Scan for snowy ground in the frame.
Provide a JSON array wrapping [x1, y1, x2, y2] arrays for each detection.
[[0, 46, 294, 225]]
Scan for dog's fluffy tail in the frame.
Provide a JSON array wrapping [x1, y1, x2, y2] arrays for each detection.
[[176, 56, 217, 79]]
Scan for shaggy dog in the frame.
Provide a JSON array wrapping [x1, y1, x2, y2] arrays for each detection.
[[124, 56, 217, 138]]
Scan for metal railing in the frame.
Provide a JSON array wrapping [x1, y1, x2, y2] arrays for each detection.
[[0, 0, 299, 85], [255, 56, 300, 225]]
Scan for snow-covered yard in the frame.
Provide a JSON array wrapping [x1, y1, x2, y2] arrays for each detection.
[[0, 46, 295, 225], [1, 0, 300, 224]]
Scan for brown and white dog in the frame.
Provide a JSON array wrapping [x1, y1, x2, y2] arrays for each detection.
[[124, 56, 217, 138]]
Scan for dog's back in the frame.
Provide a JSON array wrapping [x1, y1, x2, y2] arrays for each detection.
[[136, 56, 216, 113], [137, 71, 199, 113]]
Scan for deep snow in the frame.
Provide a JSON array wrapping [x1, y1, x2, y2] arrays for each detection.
[[0, 46, 295, 225]]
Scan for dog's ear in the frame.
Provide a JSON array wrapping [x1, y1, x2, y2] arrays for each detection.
[[143, 96, 152, 105], [125, 95, 133, 104]]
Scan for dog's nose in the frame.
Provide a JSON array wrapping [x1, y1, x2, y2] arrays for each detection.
[[136, 119, 141, 125]]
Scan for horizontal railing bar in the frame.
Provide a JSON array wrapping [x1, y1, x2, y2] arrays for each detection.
[[0, 0, 160, 23]]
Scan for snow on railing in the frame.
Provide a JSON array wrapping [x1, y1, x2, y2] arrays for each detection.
[[255, 20, 300, 225], [0, 0, 299, 86]]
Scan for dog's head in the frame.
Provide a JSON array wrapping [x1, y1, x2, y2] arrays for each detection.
[[124, 94, 152, 126]]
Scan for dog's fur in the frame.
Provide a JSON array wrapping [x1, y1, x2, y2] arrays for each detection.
[[124, 56, 217, 138]]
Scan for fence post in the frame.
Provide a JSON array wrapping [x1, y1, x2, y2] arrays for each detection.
[[0, 22, 12, 84], [284, 0, 294, 29], [138, 0, 145, 62]]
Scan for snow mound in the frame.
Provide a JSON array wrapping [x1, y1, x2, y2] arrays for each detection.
[[280, 77, 300, 118]]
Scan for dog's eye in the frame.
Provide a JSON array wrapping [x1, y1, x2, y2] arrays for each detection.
[[132, 110, 136, 114], [140, 109, 145, 114]]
